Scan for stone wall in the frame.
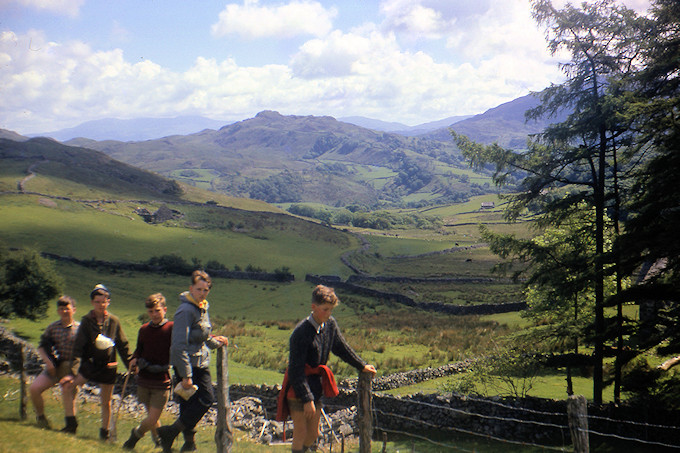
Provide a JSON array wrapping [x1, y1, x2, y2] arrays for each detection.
[[3, 321, 678, 448], [39, 252, 294, 282], [306, 274, 526, 315], [0, 325, 43, 374]]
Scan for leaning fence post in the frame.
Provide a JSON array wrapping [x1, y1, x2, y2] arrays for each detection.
[[567, 394, 589, 453], [357, 371, 373, 453], [20, 345, 27, 420], [215, 346, 233, 453]]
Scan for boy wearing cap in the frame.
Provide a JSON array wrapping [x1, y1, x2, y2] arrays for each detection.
[[61, 284, 132, 440], [123, 293, 174, 450], [29, 295, 80, 431]]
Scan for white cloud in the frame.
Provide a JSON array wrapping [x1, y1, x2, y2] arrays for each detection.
[[0, 0, 84, 17], [0, 21, 562, 134], [379, 0, 497, 39], [290, 29, 399, 78], [1, 0, 653, 133], [211, 0, 337, 39]]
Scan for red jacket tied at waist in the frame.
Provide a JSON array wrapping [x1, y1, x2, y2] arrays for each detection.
[[276, 364, 339, 421]]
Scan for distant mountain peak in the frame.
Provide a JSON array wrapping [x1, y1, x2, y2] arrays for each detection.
[[255, 110, 284, 119], [29, 115, 232, 142]]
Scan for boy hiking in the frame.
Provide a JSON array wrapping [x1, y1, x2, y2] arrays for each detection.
[[157, 270, 228, 453], [278, 285, 376, 453], [123, 293, 174, 450], [61, 283, 132, 440], [29, 295, 80, 431]]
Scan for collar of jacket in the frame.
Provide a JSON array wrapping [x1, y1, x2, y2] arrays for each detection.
[[184, 292, 207, 310]]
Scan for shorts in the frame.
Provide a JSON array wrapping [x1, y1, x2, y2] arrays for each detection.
[[137, 386, 170, 410], [287, 397, 322, 412], [79, 361, 117, 385], [42, 361, 74, 381]]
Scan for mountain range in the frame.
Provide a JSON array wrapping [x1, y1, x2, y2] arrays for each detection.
[[31, 115, 232, 142], [5, 92, 562, 208], [30, 93, 548, 145]]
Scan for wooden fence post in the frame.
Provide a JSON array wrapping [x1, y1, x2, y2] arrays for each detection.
[[215, 346, 233, 453], [357, 371, 373, 453], [20, 345, 27, 420], [567, 394, 589, 453]]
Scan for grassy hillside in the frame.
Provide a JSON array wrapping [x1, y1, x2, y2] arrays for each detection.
[[64, 111, 498, 207], [1, 137, 182, 199], [0, 140, 532, 381]]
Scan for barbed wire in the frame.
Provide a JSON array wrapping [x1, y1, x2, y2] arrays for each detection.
[[586, 412, 680, 430], [459, 394, 568, 418], [230, 387, 680, 450], [376, 426, 476, 453], [584, 427, 680, 450], [378, 394, 569, 430], [373, 408, 570, 452]]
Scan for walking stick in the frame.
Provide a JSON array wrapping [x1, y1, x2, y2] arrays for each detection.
[[109, 370, 131, 442], [321, 407, 340, 445]]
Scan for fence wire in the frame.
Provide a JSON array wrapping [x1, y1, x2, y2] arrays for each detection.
[[14, 365, 680, 451], [365, 393, 680, 452], [231, 388, 680, 451], [378, 393, 569, 430], [584, 427, 680, 450], [373, 408, 570, 452]]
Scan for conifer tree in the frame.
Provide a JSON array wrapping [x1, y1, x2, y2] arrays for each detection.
[[455, 0, 648, 404]]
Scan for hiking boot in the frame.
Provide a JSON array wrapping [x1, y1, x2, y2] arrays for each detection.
[[157, 424, 181, 453], [60, 416, 77, 434], [123, 427, 142, 450], [180, 429, 197, 452], [36, 415, 51, 430], [180, 440, 197, 452], [99, 427, 110, 440]]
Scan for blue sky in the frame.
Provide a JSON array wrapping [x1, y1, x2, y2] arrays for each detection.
[[1, 0, 651, 134]]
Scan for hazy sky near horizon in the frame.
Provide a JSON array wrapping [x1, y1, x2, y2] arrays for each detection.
[[1, 0, 651, 134]]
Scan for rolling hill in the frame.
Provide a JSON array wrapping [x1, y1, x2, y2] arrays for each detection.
[[31, 115, 232, 142], [338, 114, 473, 135], [8, 93, 563, 208], [64, 110, 493, 207], [426, 93, 567, 148], [0, 136, 182, 199], [0, 134, 280, 213]]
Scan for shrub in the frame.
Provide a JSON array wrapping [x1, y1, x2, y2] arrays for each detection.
[[0, 248, 63, 320], [147, 254, 192, 274]]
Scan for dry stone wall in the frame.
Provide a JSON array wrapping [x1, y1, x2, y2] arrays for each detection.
[[306, 274, 526, 315]]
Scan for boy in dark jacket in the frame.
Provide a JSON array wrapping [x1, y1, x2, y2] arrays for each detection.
[[281, 285, 376, 453], [61, 284, 132, 440], [123, 293, 173, 450]]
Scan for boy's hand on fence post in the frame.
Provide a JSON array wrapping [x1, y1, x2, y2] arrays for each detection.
[[362, 364, 377, 376], [213, 335, 229, 346]]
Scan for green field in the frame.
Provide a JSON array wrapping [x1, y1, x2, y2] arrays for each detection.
[[0, 154, 638, 410], [0, 175, 666, 453], [0, 185, 530, 381]]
